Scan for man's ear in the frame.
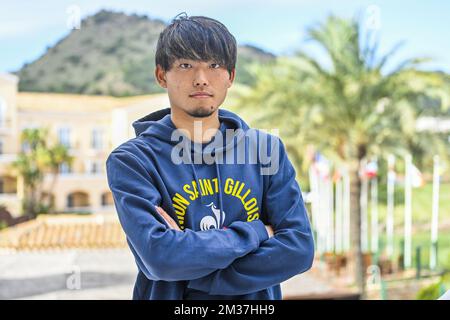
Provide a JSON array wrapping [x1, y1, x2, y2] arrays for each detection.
[[227, 68, 236, 88], [155, 64, 167, 88]]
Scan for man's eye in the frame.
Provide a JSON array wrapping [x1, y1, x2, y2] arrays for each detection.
[[210, 63, 221, 69], [180, 63, 191, 69]]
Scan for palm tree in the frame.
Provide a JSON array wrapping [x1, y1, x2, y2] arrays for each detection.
[[40, 143, 74, 213], [238, 15, 449, 298], [11, 128, 73, 217]]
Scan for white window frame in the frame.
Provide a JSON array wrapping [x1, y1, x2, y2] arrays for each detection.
[[59, 162, 71, 174], [0, 97, 6, 127], [57, 127, 71, 148], [91, 128, 103, 150]]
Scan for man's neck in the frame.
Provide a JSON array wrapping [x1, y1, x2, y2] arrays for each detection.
[[170, 108, 220, 143]]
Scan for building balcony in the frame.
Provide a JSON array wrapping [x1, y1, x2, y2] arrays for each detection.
[[0, 193, 18, 201], [61, 206, 92, 214], [0, 119, 13, 135], [60, 205, 115, 215], [0, 154, 18, 164], [44, 172, 106, 181]]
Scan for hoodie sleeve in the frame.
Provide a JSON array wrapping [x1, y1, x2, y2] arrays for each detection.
[[186, 138, 315, 295], [106, 146, 269, 282]]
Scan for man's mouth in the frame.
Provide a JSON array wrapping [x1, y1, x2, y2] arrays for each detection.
[[189, 91, 213, 98]]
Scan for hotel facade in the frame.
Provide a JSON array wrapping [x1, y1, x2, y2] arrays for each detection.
[[0, 73, 169, 217]]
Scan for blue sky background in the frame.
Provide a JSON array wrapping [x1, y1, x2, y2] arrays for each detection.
[[1, 0, 449, 74]]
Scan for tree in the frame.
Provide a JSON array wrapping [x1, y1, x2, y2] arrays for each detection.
[[238, 15, 449, 298], [11, 127, 73, 217]]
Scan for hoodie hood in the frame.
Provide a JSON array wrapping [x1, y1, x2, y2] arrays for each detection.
[[132, 107, 249, 154]]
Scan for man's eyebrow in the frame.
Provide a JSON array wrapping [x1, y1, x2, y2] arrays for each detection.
[[175, 59, 221, 65]]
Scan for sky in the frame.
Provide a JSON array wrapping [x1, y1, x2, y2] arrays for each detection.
[[0, 0, 449, 74]]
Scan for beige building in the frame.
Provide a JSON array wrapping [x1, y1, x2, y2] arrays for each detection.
[[0, 73, 170, 217]]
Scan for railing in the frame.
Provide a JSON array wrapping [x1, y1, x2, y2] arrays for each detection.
[[0, 154, 18, 163], [62, 206, 92, 214], [0, 193, 18, 200], [0, 118, 13, 128], [44, 173, 106, 180]]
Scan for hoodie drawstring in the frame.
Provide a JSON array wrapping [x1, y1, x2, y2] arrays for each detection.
[[189, 147, 224, 229], [190, 161, 204, 205], [214, 153, 224, 228]]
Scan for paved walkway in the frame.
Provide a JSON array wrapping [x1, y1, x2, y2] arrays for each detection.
[[0, 249, 136, 299], [0, 249, 349, 300]]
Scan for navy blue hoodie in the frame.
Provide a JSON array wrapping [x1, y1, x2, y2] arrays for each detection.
[[105, 107, 314, 300]]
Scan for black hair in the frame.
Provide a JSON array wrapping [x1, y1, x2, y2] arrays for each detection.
[[155, 12, 237, 76]]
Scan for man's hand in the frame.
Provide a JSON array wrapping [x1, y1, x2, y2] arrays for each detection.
[[155, 206, 181, 231], [156, 205, 274, 238], [265, 224, 274, 238]]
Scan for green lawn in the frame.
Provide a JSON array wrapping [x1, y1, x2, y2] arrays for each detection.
[[377, 182, 450, 227], [378, 231, 450, 270], [308, 182, 450, 270]]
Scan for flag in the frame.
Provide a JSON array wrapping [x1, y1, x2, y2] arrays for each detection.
[[365, 160, 378, 179], [410, 163, 424, 187], [312, 152, 331, 181]]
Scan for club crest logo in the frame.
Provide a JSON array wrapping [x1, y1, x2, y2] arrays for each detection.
[[200, 202, 226, 231]]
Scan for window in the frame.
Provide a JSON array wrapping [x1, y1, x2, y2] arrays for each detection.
[[67, 192, 89, 208], [91, 128, 103, 150], [58, 127, 71, 148], [91, 161, 101, 174], [101, 192, 113, 206], [67, 194, 74, 207], [87, 160, 102, 174], [0, 98, 6, 126], [59, 162, 71, 174], [20, 126, 40, 152], [21, 141, 30, 153]]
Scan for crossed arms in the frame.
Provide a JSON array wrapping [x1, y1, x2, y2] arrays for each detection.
[[155, 205, 275, 237]]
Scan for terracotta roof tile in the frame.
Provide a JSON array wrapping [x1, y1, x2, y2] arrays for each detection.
[[0, 214, 127, 251]]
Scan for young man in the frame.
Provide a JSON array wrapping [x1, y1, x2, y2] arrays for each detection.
[[106, 13, 314, 300]]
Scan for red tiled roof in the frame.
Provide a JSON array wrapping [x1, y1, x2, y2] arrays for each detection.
[[0, 214, 127, 251]]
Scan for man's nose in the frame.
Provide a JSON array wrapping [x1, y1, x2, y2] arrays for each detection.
[[193, 69, 209, 86]]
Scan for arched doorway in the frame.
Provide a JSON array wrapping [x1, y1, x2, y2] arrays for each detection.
[[67, 191, 90, 209], [0, 176, 17, 194], [101, 191, 114, 206]]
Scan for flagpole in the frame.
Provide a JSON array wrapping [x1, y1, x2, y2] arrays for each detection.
[[309, 166, 318, 243], [360, 158, 369, 253], [311, 163, 324, 254], [386, 155, 396, 259], [370, 157, 379, 255], [343, 166, 351, 253], [317, 162, 326, 254], [430, 155, 440, 270], [335, 168, 343, 254], [404, 154, 412, 269], [327, 172, 334, 253]]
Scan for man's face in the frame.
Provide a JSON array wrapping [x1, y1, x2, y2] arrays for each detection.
[[155, 58, 235, 118]]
